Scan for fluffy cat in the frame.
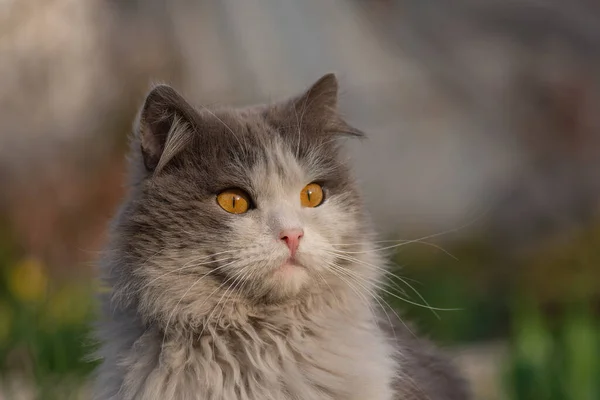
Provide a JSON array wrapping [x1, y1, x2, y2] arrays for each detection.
[[92, 73, 470, 400]]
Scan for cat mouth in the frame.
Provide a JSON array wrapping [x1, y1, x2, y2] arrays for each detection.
[[277, 257, 304, 272]]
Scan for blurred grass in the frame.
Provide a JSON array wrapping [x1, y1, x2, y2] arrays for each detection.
[[507, 301, 600, 400], [386, 219, 600, 400], [0, 220, 97, 398], [0, 215, 599, 399]]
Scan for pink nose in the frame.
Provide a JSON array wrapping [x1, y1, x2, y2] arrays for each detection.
[[279, 228, 304, 257]]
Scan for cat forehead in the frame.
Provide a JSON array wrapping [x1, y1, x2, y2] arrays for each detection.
[[194, 106, 327, 148], [245, 142, 312, 194], [163, 109, 341, 195], [193, 130, 322, 187], [186, 108, 336, 169]]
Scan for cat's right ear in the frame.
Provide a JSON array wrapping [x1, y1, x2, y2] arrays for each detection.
[[135, 84, 197, 173]]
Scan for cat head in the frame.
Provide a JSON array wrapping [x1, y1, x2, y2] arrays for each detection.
[[111, 74, 380, 325]]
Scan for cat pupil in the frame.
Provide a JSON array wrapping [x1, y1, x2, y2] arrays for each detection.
[[307, 190, 311, 202], [232, 196, 236, 209]]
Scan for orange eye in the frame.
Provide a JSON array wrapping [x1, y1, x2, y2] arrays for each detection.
[[300, 183, 324, 208], [217, 189, 251, 214]]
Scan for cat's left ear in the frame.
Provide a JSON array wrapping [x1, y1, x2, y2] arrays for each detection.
[[289, 73, 364, 137], [135, 84, 199, 173]]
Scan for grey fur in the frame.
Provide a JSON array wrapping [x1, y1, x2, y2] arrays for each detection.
[[92, 74, 470, 399]]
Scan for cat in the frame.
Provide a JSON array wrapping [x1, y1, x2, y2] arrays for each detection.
[[92, 73, 470, 400]]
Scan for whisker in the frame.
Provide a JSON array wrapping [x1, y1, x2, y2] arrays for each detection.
[[214, 266, 250, 328], [331, 241, 458, 261], [107, 246, 171, 314], [212, 266, 256, 354], [136, 246, 168, 270], [314, 270, 342, 308], [161, 260, 241, 348], [209, 278, 239, 354], [325, 265, 379, 327], [327, 256, 459, 315], [331, 254, 410, 297], [328, 251, 409, 290], [200, 264, 253, 340], [135, 253, 238, 295], [327, 262, 415, 339], [327, 262, 397, 339], [330, 251, 437, 318], [329, 209, 492, 258]]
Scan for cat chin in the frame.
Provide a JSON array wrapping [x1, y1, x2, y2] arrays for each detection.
[[263, 263, 310, 300]]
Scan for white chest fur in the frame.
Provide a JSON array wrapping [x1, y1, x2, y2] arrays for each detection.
[[114, 314, 396, 400]]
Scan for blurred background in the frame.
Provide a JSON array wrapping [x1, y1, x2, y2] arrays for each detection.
[[1, 0, 599, 399]]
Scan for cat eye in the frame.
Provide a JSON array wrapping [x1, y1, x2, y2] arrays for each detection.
[[217, 189, 251, 214], [300, 183, 324, 208]]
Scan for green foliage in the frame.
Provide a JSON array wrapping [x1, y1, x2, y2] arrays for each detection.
[[0, 223, 98, 398], [506, 302, 600, 400], [386, 222, 600, 399], [387, 236, 511, 344]]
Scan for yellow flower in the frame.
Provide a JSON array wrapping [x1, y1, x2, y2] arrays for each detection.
[[8, 257, 48, 303]]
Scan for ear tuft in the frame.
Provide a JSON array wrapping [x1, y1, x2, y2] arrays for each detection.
[[136, 84, 196, 172]]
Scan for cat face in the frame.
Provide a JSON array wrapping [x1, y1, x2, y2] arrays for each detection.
[[116, 74, 373, 316]]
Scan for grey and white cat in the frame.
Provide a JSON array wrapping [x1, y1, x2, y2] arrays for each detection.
[[92, 74, 470, 400]]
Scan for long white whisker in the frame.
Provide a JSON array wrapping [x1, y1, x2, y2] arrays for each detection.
[[214, 266, 252, 329], [330, 262, 420, 336], [161, 259, 240, 348], [209, 276, 240, 354], [331, 241, 458, 261], [328, 256, 458, 314], [332, 207, 491, 258], [200, 264, 252, 340], [314, 270, 342, 308], [212, 266, 256, 356], [331, 241, 457, 261], [329, 253, 410, 297], [329, 208, 492, 257], [328, 261, 418, 339], [325, 265, 379, 328], [139, 253, 237, 293], [330, 252, 439, 318], [328, 261, 399, 340]]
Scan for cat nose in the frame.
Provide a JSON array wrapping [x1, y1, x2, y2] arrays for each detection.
[[279, 228, 304, 257]]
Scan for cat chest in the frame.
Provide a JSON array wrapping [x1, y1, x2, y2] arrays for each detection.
[[136, 329, 393, 400]]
